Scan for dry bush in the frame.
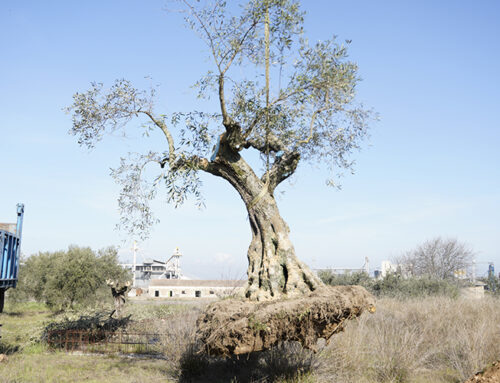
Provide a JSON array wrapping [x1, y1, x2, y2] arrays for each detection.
[[317, 296, 500, 383], [123, 304, 201, 368], [124, 296, 500, 382], [29, 296, 499, 382]]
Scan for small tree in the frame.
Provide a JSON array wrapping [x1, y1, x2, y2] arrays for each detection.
[[67, 0, 372, 300], [397, 237, 474, 280], [16, 246, 129, 310]]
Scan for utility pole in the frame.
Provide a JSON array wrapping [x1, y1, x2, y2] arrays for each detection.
[[472, 258, 476, 284], [132, 241, 138, 287]]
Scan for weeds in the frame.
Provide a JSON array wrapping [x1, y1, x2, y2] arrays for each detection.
[[317, 296, 500, 383], [1, 296, 499, 382]]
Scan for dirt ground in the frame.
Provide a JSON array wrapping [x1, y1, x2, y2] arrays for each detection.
[[465, 361, 500, 383]]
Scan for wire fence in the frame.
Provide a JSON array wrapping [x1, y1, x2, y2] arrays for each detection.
[[47, 329, 168, 356]]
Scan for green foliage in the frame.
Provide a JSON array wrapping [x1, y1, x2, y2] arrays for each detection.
[[318, 271, 460, 299], [67, 0, 373, 239], [483, 275, 499, 296], [371, 273, 460, 299], [317, 270, 373, 287], [12, 246, 130, 310]]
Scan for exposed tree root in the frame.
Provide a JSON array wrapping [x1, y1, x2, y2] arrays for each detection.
[[464, 361, 500, 383], [196, 285, 376, 356]]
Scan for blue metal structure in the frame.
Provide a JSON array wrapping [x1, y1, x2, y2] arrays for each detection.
[[0, 203, 24, 312]]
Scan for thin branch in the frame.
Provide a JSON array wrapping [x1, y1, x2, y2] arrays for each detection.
[[182, 0, 222, 72], [138, 110, 176, 165], [221, 18, 260, 75], [297, 92, 330, 145]]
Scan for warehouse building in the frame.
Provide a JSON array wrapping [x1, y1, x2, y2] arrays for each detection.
[[148, 279, 245, 299]]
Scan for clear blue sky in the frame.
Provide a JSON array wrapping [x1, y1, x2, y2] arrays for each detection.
[[1, 0, 499, 279]]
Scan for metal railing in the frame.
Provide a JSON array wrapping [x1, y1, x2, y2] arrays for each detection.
[[47, 329, 168, 355]]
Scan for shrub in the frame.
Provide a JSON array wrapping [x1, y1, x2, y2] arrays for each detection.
[[11, 246, 130, 310], [317, 270, 373, 288], [371, 273, 460, 299], [319, 271, 460, 299]]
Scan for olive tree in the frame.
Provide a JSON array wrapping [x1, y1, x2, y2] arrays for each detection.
[[16, 246, 129, 310], [67, 0, 372, 301]]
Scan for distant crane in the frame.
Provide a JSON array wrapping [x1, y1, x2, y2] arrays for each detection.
[[470, 259, 495, 284]]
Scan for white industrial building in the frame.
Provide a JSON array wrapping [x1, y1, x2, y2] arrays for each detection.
[[122, 246, 186, 291], [148, 279, 245, 299], [122, 246, 246, 298]]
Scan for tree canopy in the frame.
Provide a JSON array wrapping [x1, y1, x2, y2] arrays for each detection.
[[14, 246, 130, 310], [68, 0, 371, 238], [67, 0, 372, 300]]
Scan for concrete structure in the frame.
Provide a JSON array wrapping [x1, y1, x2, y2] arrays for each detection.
[[462, 281, 487, 299], [122, 247, 185, 290], [148, 279, 246, 299], [314, 257, 370, 276]]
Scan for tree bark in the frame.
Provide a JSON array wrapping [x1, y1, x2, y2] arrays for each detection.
[[205, 144, 323, 301]]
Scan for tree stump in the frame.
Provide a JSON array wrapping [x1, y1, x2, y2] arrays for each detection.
[[106, 280, 131, 318]]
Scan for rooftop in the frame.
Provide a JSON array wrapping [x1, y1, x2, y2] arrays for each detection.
[[149, 279, 246, 287]]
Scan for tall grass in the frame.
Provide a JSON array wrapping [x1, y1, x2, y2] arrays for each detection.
[[2, 296, 499, 382], [317, 296, 500, 383]]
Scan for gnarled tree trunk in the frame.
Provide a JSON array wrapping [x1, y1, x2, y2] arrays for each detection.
[[245, 194, 323, 300], [206, 144, 323, 301]]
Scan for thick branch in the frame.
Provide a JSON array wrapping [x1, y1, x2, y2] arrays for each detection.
[[263, 151, 300, 193], [218, 76, 248, 150], [244, 136, 283, 153], [218, 75, 231, 125]]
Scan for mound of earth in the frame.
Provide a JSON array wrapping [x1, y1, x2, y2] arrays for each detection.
[[196, 285, 375, 356], [465, 361, 500, 383]]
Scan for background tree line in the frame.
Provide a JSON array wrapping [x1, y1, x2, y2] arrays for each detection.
[[320, 237, 498, 298], [9, 246, 130, 310]]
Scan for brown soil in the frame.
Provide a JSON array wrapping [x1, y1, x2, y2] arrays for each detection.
[[465, 361, 500, 383], [196, 285, 375, 356]]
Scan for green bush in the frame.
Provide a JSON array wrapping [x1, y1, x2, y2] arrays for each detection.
[[9, 246, 130, 310], [371, 273, 459, 299], [317, 270, 373, 288], [318, 271, 460, 299]]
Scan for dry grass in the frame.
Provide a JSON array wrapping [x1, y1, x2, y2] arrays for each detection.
[[1, 296, 499, 383], [316, 296, 500, 383], [0, 351, 175, 383]]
